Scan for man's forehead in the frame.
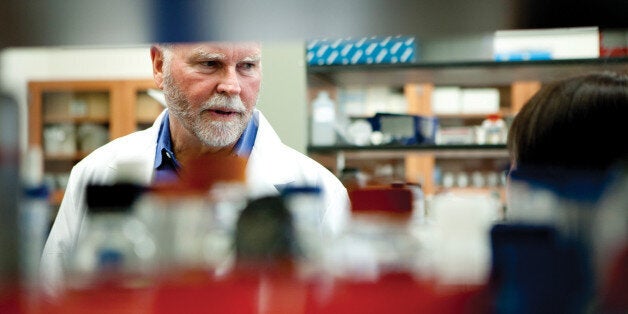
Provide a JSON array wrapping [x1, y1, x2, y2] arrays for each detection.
[[175, 41, 261, 59]]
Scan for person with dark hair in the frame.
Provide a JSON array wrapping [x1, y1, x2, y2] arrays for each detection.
[[508, 71, 628, 172], [494, 71, 628, 313]]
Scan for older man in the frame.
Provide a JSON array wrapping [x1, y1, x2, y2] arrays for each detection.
[[40, 42, 349, 294]]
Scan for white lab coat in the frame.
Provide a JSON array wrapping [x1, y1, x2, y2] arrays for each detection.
[[40, 109, 350, 294]]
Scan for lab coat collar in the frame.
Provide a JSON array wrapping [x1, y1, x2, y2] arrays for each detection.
[[106, 108, 298, 197], [106, 110, 166, 185]]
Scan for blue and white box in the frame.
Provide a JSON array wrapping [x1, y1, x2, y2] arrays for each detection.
[[307, 36, 417, 66], [493, 27, 599, 61]]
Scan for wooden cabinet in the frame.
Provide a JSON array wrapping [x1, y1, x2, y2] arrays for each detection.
[[28, 79, 164, 205], [306, 58, 628, 196]]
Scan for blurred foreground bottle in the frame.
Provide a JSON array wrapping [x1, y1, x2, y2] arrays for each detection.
[[18, 146, 50, 289], [426, 188, 500, 286], [17, 146, 51, 314], [234, 195, 309, 314], [309, 184, 489, 313], [331, 185, 420, 280], [591, 160, 628, 313], [0, 94, 20, 313], [135, 154, 248, 277], [280, 186, 330, 278], [66, 184, 155, 289], [234, 195, 299, 269], [491, 166, 614, 314], [339, 167, 367, 192], [46, 182, 155, 314]]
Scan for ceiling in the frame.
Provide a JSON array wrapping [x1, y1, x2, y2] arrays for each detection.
[[1, 0, 625, 48]]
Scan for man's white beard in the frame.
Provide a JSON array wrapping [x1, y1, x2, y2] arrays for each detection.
[[162, 74, 251, 148]]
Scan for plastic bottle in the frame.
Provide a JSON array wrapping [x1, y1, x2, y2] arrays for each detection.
[[311, 91, 337, 146], [480, 113, 507, 144]]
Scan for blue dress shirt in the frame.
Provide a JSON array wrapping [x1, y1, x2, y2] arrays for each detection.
[[153, 110, 259, 183]]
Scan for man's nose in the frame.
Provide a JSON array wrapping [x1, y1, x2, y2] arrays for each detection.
[[216, 68, 241, 95]]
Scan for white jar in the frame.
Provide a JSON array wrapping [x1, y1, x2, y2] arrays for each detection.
[[481, 114, 507, 144], [311, 91, 337, 146]]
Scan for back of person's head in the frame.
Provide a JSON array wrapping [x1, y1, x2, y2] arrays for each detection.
[[508, 71, 628, 172]]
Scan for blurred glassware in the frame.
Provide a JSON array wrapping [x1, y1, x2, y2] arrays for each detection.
[[66, 183, 156, 290], [329, 186, 421, 280], [77, 123, 108, 152], [44, 124, 76, 155]]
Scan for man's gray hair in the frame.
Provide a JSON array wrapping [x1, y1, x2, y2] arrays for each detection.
[[156, 43, 174, 72]]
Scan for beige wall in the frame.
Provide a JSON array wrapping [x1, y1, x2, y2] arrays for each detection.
[[258, 42, 308, 153]]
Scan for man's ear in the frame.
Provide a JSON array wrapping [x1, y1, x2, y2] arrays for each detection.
[[150, 45, 165, 89]]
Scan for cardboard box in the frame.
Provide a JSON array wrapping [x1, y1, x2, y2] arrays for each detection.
[[432, 87, 462, 114], [367, 113, 437, 145], [461, 88, 500, 114]]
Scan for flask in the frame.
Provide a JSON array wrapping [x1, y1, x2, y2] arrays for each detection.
[[480, 113, 507, 144], [311, 91, 337, 146]]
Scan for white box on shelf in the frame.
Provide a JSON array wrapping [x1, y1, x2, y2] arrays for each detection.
[[432, 86, 462, 114], [460, 88, 500, 114], [338, 87, 367, 116], [436, 126, 476, 145], [493, 27, 600, 61]]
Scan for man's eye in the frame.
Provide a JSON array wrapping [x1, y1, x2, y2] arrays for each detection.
[[202, 61, 219, 67], [239, 63, 256, 70]]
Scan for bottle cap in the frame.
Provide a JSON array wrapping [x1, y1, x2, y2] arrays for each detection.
[[281, 185, 322, 196], [86, 183, 146, 213]]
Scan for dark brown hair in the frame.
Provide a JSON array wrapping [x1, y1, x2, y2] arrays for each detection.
[[508, 71, 628, 171]]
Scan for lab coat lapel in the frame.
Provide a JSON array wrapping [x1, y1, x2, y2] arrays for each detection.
[[245, 110, 297, 198], [105, 110, 164, 185]]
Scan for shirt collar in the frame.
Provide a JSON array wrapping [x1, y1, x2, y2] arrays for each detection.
[[154, 110, 259, 170], [233, 110, 259, 157], [154, 111, 178, 170]]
